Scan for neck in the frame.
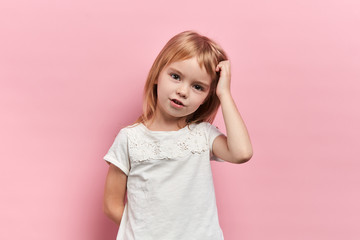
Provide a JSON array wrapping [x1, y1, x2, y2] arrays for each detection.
[[145, 112, 187, 131]]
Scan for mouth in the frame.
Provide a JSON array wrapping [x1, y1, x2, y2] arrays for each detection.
[[171, 98, 185, 107]]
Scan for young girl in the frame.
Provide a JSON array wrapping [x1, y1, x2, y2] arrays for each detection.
[[103, 31, 253, 240]]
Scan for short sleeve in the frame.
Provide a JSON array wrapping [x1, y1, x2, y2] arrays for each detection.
[[103, 128, 130, 175], [206, 123, 225, 162]]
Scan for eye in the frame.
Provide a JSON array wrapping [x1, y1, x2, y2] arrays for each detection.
[[193, 84, 204, 91], [170, 73, 180, 80]]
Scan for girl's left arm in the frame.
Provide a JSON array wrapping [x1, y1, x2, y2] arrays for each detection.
[[212, 60, 253, 164]]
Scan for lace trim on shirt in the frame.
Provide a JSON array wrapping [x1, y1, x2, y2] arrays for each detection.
[[127, 126, 208, 162]]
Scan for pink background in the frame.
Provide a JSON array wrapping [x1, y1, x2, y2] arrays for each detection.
[[1, 0, 359, 239]]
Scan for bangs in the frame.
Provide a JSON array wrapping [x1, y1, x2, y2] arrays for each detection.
[[164, 38, 226, 82], [196, 47, 221, 81]]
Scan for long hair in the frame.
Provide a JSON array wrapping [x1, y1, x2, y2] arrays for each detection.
[[136, 31, 228, 125]]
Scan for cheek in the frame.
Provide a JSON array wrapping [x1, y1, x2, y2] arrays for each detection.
[[191, 95, 207, 109], [156, 82, 169, 100], [200, 91, 211, 104]]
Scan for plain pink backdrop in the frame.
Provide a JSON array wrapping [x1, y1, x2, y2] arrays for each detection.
[[1, 0, 359, 239]]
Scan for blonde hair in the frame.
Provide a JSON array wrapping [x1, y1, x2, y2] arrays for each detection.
[[137, 30, 228, 125]]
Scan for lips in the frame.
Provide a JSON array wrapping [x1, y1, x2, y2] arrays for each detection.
[[171, 98, 184, 107]]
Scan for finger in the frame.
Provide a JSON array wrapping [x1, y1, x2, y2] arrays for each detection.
[[216, 63, 224, 72]]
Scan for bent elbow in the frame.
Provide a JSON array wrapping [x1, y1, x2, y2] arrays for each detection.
[[103, 199, 125, 225], [103, 199, 118, 219], [235, 151, 253, 164], [103, 201, 112, 218]]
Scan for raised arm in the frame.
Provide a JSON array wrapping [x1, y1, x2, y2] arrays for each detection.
[[212, 60, 253, 164], [103, 163, 127, 225]]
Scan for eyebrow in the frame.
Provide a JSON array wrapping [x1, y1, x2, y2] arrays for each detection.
[[168, 67, 184, 77], [168, 67, 210, 88]]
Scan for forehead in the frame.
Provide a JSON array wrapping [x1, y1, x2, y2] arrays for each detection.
[[166, 57, 212, 83]]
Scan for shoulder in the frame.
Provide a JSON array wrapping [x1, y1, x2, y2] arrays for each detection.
[[113, 123, 143, 142], [188, 122, 211, 131], [119, 123, 143, 134], [186, 122, 224, 147], [189, 122, 222, 134]]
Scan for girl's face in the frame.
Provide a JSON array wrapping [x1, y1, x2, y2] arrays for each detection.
[[155, 57, 212, 123]]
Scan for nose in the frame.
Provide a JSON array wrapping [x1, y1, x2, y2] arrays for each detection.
[[176, 84, 189, 98]]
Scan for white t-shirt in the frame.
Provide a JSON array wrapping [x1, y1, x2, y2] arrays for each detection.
[[104, 122, 225, 240]]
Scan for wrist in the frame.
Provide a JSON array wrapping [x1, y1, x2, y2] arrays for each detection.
[[217, 90, 232, 102]]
